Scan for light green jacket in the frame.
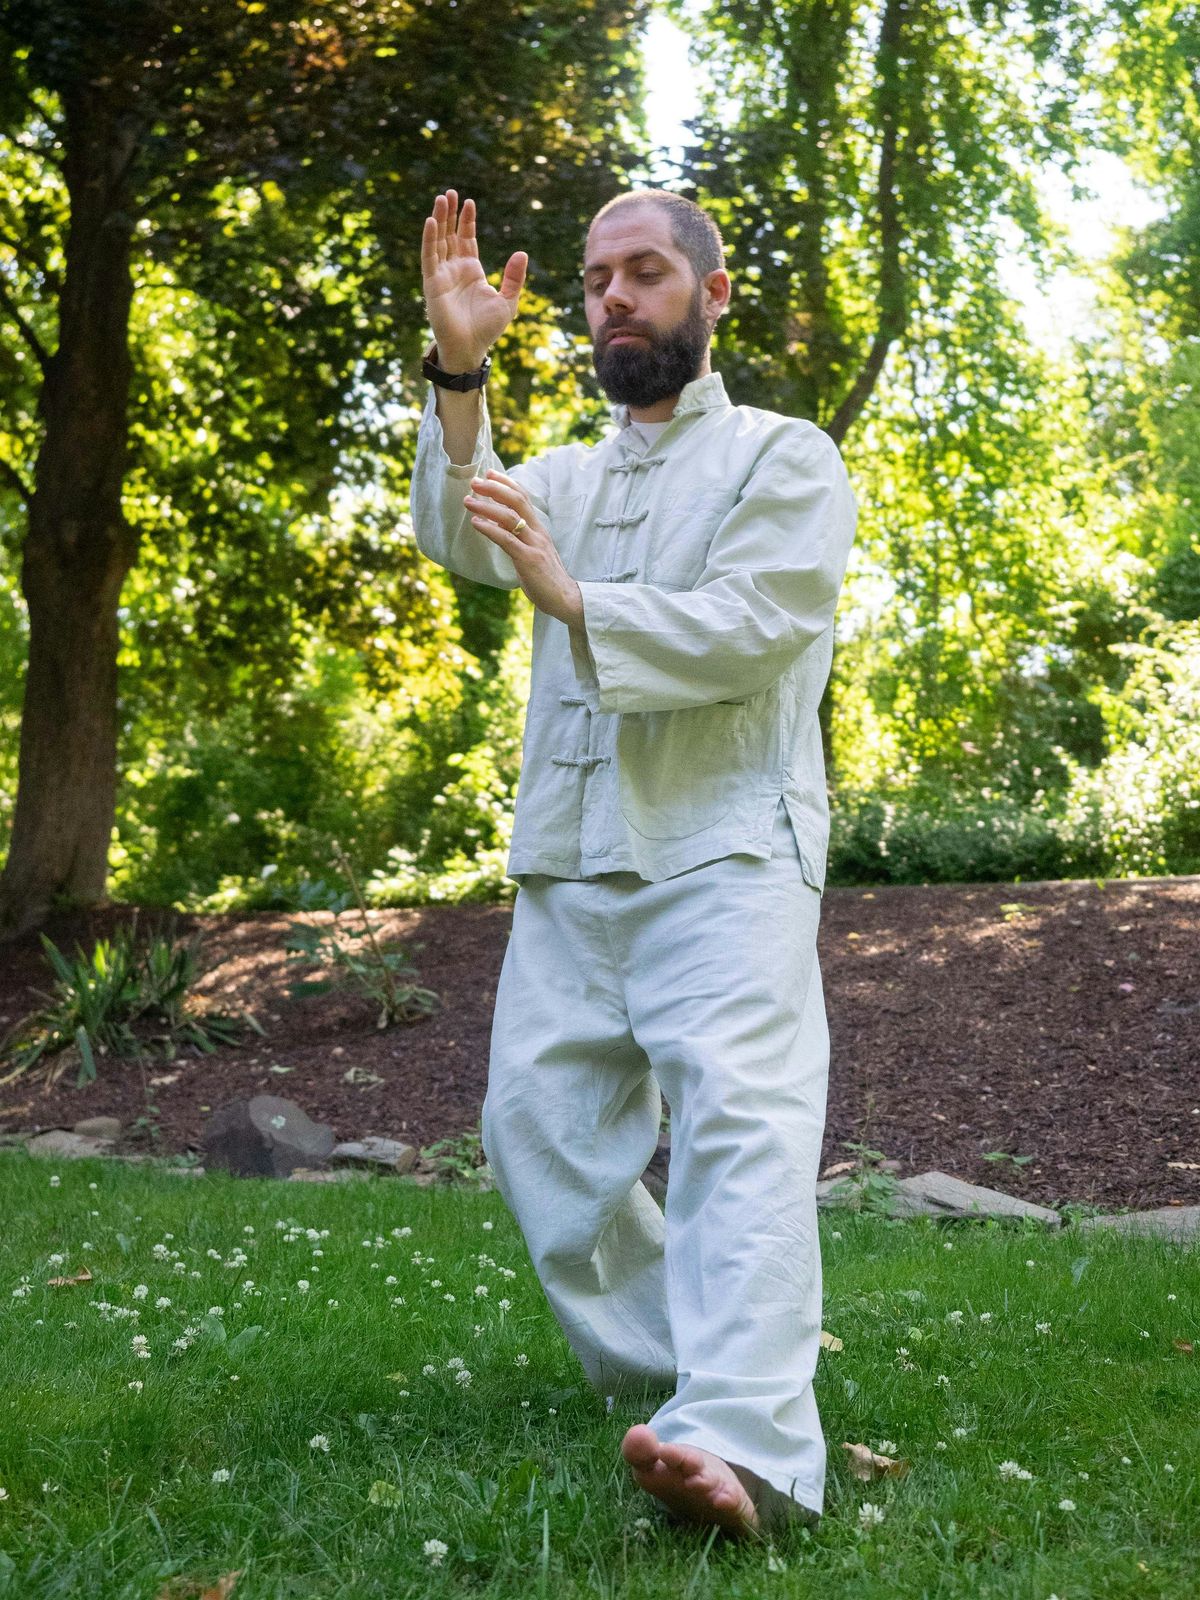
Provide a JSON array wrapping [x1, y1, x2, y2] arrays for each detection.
[[409, 368, 858, 892]]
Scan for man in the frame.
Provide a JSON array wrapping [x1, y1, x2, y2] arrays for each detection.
[[410, 186, 857, 1539]]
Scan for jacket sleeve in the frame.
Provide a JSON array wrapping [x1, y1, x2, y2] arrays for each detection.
[[567, 421, 858, 713], [408, 380, 551, 591]]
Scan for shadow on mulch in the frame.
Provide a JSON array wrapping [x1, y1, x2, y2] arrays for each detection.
[[0, 874, 1197, 1211]]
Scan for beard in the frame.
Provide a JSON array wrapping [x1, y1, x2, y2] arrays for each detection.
[[592, 282, 710, 408]]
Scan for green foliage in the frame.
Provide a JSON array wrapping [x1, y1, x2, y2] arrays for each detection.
[[282, 841, 441, 1030], [419, 1122, 492, 1189], [0, 920, 259, 1087]]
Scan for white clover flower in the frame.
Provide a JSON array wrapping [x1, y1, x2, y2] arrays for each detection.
[[0, 1487, 8, 1500], [89, 1182, 98, 1190], [446, 1357, 465, 1370], [49, 1175, 60, 1187], [1058, 1498, 1075, 1511], [857, 1501, 886, 1532], [997, 1460, 1033, 1481], [474, 1285, 488, 1297], [155, 1297, 171, 1310], [831, 1230, 842, 1240], [943, 1242, 953, 1250], [132, 1285, 149, 1300], [978, 1311, 993, 1322], [47, 1253, 65, 1267], [423, 1538, 448, 1566], [1077, 1471, 1089, 1480], [945, 1310, 964, 1324], [935, 1375, 950, 1387], [391, 1297, 405, 1307], [481, 1221, 493, 1231], [1120, 1456, 1132, 1465], [515, 1353, 529, 1367], [935, 1440, 947, 1450], [454, 1369, 472, 1386], [207, 1307, 224, 1318], [127, 1381, 144, 1392], [442, 1293, 456, 1303], [296, 1280, 310, 1293], [385, 1276, 398, 1286], [212, 1468, 232, 1483], [391, 1226, 413, 1238], [309, 1435, 331, 1453], [1167, 1293, 1176, 1301], [875, 1440, 898, 1455], [1025, 1259, 1036, 1268], [499, 1298, 512, 1311], [1164, 1463, 1175, 1473], [952, 1427, 969, 1438], [131, 1335, 149, 1350], [206, 1249, 221, 1260], [243, 1225, 255, 1235], [422, 1364, 437, 1377], [1036, 1321, 1052, 1334], [326, 1299, 338, 1309], [429, 1280, 441, 1288]]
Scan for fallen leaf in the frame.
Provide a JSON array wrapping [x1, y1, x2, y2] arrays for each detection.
[[819, 1330, 844, 1352], [368, 1479, 404, 1506], [821, 1160, 857, 1178], [842, 1441, 912, 1481], [155, 1571, 243, 1600], [1172, 1338, 1194, 1355], [385, 1371, 408, 1382], [47, 1266, 92, 1288], [1167, 1161, 1200, 1171]]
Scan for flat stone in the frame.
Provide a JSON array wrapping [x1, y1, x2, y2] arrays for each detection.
[[330, 1136, 417, 1173], [24, 1129, 116, 1160], [886, 1171, 1063, 1226], [73, 1116, 122, 1140], [202, 1096, 335, 1179], [1076, 1205, 1200, 1243], [288, 1166, 361, 1184]]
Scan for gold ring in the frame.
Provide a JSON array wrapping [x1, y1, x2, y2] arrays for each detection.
[[512, 516, 527, 535]]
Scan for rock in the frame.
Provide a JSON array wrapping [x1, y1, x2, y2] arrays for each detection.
[[288, 1166, 359, 1184], [886, 1171, 1063, 1227], [73, 1116, 122, 1141], [24, 1129, 117, 1160], [1076, 1205, 1200, 1243], [201, 1096, 335, 1179], [330, 1136, 418, 1174]]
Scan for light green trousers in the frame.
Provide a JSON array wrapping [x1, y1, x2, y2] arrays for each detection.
[[483, 797, 828, 1530]]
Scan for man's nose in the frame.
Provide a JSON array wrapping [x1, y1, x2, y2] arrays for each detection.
[[602, 277, 635, 317]]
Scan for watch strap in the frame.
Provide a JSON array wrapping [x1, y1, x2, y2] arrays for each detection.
[[422, 341, 492, 391]]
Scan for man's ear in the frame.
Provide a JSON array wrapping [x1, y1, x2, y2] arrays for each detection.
[[704, 268, 732, 324]]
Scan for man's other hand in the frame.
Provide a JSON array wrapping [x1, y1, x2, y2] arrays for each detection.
[[463, 470, 584, 628]]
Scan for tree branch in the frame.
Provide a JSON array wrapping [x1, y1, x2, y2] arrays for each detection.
[[0, 275, 52, 373]]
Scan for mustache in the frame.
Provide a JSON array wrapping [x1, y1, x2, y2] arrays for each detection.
[[601, 324, 654, 343]]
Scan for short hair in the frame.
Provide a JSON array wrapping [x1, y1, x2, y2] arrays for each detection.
[[588, 189, 725, 286]]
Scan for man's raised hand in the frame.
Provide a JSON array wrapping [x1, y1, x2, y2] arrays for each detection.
[[421, 190, 528, 370]]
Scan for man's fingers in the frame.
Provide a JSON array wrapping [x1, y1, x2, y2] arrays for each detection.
[[500, 251, 528, 303], [459, 196, 477, 258]]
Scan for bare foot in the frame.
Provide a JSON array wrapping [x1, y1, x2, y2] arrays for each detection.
[[621, 1422, 762, 1538]]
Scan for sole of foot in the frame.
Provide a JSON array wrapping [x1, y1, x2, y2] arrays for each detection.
[[620, 1422, 763, 1539]]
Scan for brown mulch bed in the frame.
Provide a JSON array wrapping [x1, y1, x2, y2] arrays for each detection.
[[1, 875, 1197, 1212]]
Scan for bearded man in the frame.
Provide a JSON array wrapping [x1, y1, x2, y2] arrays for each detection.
[[410, 185, 858, 1539]]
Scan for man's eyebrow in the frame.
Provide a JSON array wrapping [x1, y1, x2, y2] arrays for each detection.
[[583, 248, 671, 275]]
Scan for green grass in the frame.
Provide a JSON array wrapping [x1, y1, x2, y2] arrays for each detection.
[[0, 1149, 1195, 1599]]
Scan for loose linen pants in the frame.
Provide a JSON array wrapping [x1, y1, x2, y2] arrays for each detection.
[[482, 797, 829, 1528]]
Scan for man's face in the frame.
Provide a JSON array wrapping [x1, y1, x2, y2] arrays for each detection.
[[584, 207, 715, 408]]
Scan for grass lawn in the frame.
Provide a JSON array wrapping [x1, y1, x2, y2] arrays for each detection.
[[0, 1149, 1195, 1599]]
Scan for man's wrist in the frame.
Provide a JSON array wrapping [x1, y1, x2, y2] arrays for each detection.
[[426, 339, 490, 374]]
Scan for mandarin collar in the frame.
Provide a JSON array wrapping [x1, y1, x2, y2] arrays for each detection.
[[608, 369, 730, 431]]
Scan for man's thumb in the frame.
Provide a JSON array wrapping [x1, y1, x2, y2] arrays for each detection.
[[499, 250, 529, 305]]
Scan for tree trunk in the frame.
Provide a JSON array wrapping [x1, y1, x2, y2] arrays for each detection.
[[0, 89, 139, 941]]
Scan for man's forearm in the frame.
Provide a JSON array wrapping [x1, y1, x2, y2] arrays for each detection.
[[434, 385, 486, 467]]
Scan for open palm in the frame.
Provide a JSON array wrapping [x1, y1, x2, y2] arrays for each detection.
[[421, 189, 528, 362]]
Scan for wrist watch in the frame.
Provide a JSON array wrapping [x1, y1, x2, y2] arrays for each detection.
[[422, 341, 492, 391]]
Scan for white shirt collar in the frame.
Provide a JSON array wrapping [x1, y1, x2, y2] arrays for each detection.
[[608, 369, 730, 431]]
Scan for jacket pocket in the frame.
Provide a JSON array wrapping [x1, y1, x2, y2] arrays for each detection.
[[616, 700, 748, 840]]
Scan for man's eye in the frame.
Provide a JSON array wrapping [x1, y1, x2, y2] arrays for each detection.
[[639, 272, 660, 281]]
